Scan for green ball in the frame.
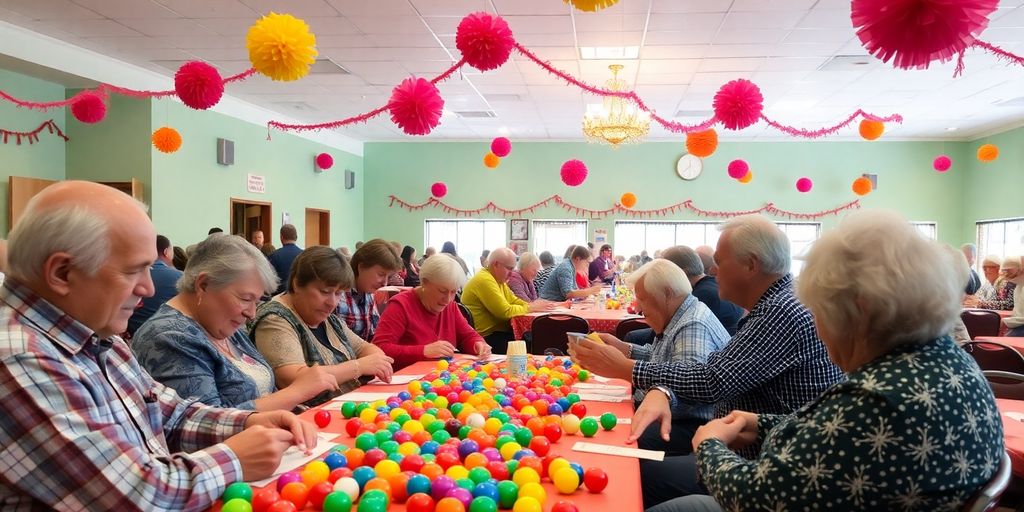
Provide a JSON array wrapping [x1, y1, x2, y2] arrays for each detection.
[[513, 427, 533, 446], [468, 466, 492, 484], [495, 436, 515, 450], [426, 407, 439, 416], [566, 393, 581, 404], [432, 429, 452, 443], [394, 413, 412, 425], [505, 460, 519, 475], [600, 412, 617, 431], [221, 498, 252, 512], [458, 425, 473, 440], [427, 420, 446, 433], [375, 430, 394, 444], [331, 444, 349, 453], [496, 480, 519, 508], [456, 477, 475, 491], [580, 417, 599, 437], [355, 403, 369, 415], [355, 432, 378, 451], [359, 489, 390, 512], [425, 392, 438, 400], [222, 482, 253, 502], [388, 452, 403, 462], [470, 496, 499, 512], [498, 423, 517, 435], [380, 440, 400, 454], [450, 403, 464, 416], [495, 411, 511, 423], [578, 369, 590, 382], [386, 422, 401, 434], [323, 491, 353, 512], [550, 378, 563, 387], [341, 402, 357, 418]]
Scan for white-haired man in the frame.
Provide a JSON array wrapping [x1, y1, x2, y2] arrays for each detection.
[[0, 181, 317, 510], [1003, 255, 1024, 337], [572, 214, 844, 508], [961, 243, 981, 295], [571, 259, 729, 455]]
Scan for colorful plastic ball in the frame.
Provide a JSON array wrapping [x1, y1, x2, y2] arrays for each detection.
[[446, 465, 470, 481], [599, 412, 617, 431], [547, 458, 571, 478], [352, 466, 377, 489], [473, 482, 500, 502], [583, 467, 608, 493], [374, 459, 402, 479], [277, 471, 302, 492], [315, 409, 332, 428], [308, 481, 336, 509], [252, 488, 281, 512], [345, 419, 364, 437], [267, 501, 298, 512], [363, 477, 393, 501], [469, 495, 499, 512], [513, 428, 533, 446], [431, 476, 458, 501], [551, 500, 580, 512], [305, 460, 331, 484], [467, 466, 491, 484], [323, 452, 348, 471], [407, 473, 432, 496], [436, 496, 467, 512], [223, 482, 254, 502], [569, 403, 586, 418], [447, 486, 474, 508], [407, 493, 436, 512], [222, 498, 253, 512], [334, 477, 361, 502], [322, 491, 353, 512], [496, 480, 519, 509], [528, 436, 550, 457], [543, 423, 563, 442], [512, 467, 540, 487], [486, 461, 510, 481], [280, 482, 310, 509], [455, 477, 475, 492], [341, 401, 357, 418], [363, 449, 388, 468], [387, 473, 411, 503], [517, 483, 547, 505], [512, 497, 541, 512], [569, 463, 584, 483], [552, 467, 580, 494], [579, 417, 599, 437], [358, 489, 390, 512]]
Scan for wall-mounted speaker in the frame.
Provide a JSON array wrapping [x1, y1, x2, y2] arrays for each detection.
[[862, 173, 878, 189], [344, 169, 355, 190], [217, 138, 234, 166]]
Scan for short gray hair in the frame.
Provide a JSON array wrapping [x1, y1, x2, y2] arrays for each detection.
[[719, 214, 790, 275], [797, 210, 965, 348], [660, 246, 704, 278], [625, 259, 692, 303], [420, 252, 468, 289], [178, 233, 279, 295], [8, 197, 147, 282], [517, 252, 540, 272], [487, 247, 515, 267], [961, 243, 977, 257]]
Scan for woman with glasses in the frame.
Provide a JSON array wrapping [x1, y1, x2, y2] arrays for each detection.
[[132, 234, 338, 411]]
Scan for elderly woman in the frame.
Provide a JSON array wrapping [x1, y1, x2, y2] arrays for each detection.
[[441, 241, 470, 276], [373, 255, 491, 369], [507, 252, 541, 302], [1003, 256, 1024, 337], [645, 210, 1004, 512], [250, 246, 395, 405], [132, 234, 338, 411], [540, 245, 602, 301], [336, 239, 403, 340], [969, 254, 1017, 310], [401, 245, 420, 287]]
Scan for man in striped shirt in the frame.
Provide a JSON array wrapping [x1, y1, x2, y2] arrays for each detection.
[[0, 181, 317, 511]]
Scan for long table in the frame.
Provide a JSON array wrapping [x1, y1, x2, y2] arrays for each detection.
[[998, 398, 1024, 478], [211, 357, 643, 511], [511, 304, 646, 340]]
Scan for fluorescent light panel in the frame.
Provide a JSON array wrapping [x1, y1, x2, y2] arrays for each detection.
[[579, 46, 640, 60]]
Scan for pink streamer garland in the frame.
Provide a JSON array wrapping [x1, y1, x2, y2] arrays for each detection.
[[387, 194, 861, 221], [0, 119, 69, 145], [759, 110, 904, 139], [955, 40, 1024, 77]]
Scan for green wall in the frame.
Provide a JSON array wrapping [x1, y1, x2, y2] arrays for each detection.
[[149, 101, 364, 250], [364, 139, 971, 249], [961, 125, 1024, 242], [0, 69, 67, 235]]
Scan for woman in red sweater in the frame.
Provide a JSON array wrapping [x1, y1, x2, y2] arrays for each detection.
[[373, 253, 491, 369]]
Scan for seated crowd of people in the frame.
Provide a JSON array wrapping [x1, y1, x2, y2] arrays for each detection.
[[0, 180, 1017, 510]]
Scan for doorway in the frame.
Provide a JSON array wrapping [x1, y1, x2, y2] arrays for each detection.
[[305, 208, 330, 247], [230, 198, 271, 247]]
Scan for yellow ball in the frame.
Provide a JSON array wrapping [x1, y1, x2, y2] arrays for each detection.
[[359, 407, 378, 423], [419, 413, 437, 428], [409, 381, 423, 393], [483, 378, 495, 388], [446, 465, 470, 480], [518, 482, 547, 504], [552, 467, 580, 494], [398, 441, 420, 456], [402, 419, 425, 434], [500, 441, 523, 461], [562, 414, 581, 435], [437, 359, 449, 371], [433, 397, 449, 410], [513, 497, 542, 512], [484, 418, 503, 436], [374, 459, 401, 479], [547, 458, 571, 478], [302, 460, 330, 486], [389, 408, 406, 420], [512, 467, 540, 487]]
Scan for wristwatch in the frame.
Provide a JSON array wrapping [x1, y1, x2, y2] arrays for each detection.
[[649, 384, 678, 409]]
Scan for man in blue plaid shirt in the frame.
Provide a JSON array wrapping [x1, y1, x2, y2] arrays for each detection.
[[572, 214, 844, 508]]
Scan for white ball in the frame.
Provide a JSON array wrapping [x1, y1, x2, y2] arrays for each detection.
[[334, 477, 360, 501], [466, 413, 486, 429], [494, 378, 507, 389]]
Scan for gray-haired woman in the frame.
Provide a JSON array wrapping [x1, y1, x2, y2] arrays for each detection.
[[132, 234, 338, 411]]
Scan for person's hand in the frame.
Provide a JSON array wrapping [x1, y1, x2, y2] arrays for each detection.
[[243, 409, 318, 453], [474, 341, 492, 359], [289, 365, 339, 399], [358, 353, 394, 380], [424, 340, 456, 359], [223, 425, 294, 480], [586, 285, 603, 296], [571, 339, 633, 380], [691, 415, 747, 452], [627, 389, 672, 444], [596, 332, 631, 357], [528, 300, 557, 313], [963, 296, 980, 307], [717, 410, 759, 450]]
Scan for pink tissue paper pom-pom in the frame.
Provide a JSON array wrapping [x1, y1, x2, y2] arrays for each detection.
[[316, 152, 334, 170], [713, 79, 763, 131], [933, 155, 952, 172], [431, 182, 448, 198], [71, 92, 107, 124], [796, 177, 813, 193], [388, 77, 445, 136], [727, 159, 750, 179], [490, 136, 512, 157], [851, 0, 998, 70], [560, 159, 588, 187], [175, 61, 225, 110], [456, 12, 515, 72]]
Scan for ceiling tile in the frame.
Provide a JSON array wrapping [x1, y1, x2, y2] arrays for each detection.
[[5, 0, 101, 20], [238, 0, 339, 17], [492, 0, 569, 16], [573, 13, 646, 33], [32, 18, 142, 37], [650, 0, 729, 14], [74, 0, 178, 18], [714, 28, 787, 45], [783, 28, 855, 44], [797, 9, 852, 29], [645, 30, 718, 45], [154, 0, 256, 18], [346, 15, 431, 34], [326, 0, 418, 17], [408, 0, 489, 16], [118, 18, 216, 37], [730, 0, 817, 11], [646, 12, 726, 31]]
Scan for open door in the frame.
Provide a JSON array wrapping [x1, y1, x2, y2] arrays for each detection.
[[130, 178, 144, 202], [9, 176, 58, 231], [230, 198, 271, 245], [305, 208, 330, 247]]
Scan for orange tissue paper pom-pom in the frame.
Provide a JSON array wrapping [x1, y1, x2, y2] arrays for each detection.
[[977, 143, 999, 162], [852, 176, 873, 196], [152, 126, 182, 153], [859, 119, 884, 140], [483, 152, 500, 168], [620, 192, 637, 208], [685, 129, 718, 158], [738, 171, 753, 184]]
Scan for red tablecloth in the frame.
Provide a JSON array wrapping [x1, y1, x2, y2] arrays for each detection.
[[511, 304, 645, 339], [997, 398, 1024, 478], [975, 336, 1024, 353], [210, 358, 642, 511]]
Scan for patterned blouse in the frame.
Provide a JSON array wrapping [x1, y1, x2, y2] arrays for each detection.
[[506, 270, 538, 302], [336, 290, 380, 340], [978, 279, 1016, 311], [696, 335, 1004, 511]]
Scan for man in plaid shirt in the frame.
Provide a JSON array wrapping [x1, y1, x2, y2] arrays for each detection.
[[0, 181, 317, 511]]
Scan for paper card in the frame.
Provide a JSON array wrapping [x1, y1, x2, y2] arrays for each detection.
[[574, 383, 629, 391], [574, 387, 629, 397], [249, 433, 338, 487], [590, 375, 612, 383], [575, 392, 629, 403], [330, 391, 394, 402], [367, 374, 422, 385], [572, 441, 664, 461], [1004, 412, 1024, 422]]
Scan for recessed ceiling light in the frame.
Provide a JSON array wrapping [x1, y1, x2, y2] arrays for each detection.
[[579, 46, 640, 60], [946, 126, 958, 132]]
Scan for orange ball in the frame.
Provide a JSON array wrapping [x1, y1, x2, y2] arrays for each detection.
[[364, 477, 392, 501], [685, 129, 718, 158], [526, 418, 546, 436], [280, 482, 309, 509], [852, 176, 873, 196], [421, 462, 445, 480], [620, 192, 637, 209], [387, 472, 410, 503], [978, 143, 999, 162], [484, 152, 500, 168], [738, 171, 753, 184], [345, 448, 365, 469], [858, 119, 884, 140], [464, 452, 489, 469]]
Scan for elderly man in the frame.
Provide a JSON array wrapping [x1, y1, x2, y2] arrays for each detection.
[[0, 181, 316, 510], [961, 243, 982, 295], [126, 234, 182, 336], [267, 224, 302, 294], [573, 259, 729, 454], [572, 214, 844, 508], [694, 245, 716, 276], [461, 248, 556, 354], [662, 246, 743, 335], [1003, 256, 1024, 337], [588, 244, 617, 285]]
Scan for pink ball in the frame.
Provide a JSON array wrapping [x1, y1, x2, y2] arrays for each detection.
[[388, 77, 445, 136], [727, 159, 749, 179], [491, 136, 512, 157], [560, 159, 588, 187], [456, 12, 515, 72], [713, 79, 763, 131], [175, 61, 224, 110], [933, 154, 952, 172], [431, 182, 448, 198], [316, 152, 334, 170], [276, 471, 302, 492], [795, 177, 813, 193], [71, 92, 107, 124]]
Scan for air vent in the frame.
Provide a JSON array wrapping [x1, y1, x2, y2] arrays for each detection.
[[310, 58, 350, 75], [817, 54, 877, 71], [454, 110, 497, 118], [675, 109, 714, 118], [272, 101, 318, 112], [484, 94, 522, 102]]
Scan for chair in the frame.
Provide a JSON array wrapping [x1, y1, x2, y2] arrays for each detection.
[[962, 451, 1012, 512], [615, 317, 649, 339], [962, 341, 1024, 374], [529, 314, 589, 355], [457, 302, 474, 329], [962, 309, 1004, 340], [982, 370, 1024, 400]]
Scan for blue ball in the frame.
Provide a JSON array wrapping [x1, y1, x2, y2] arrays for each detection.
[[352, 466, 377, 489], [473, 482, 500, 502], [323, 452, 347, 470], [569, 462, 585, 483], [547, 403, 564, 415], [563, 359, 573, 368], [398, 391, 412, 401], [557, 398, 571, 411], [388, 452, 403, 462], [407, 474, 432, 496], [420, 440, 440, 455], [512, 449, 536, 460]]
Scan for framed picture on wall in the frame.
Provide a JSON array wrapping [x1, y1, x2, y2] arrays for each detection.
[[511, 219, 529, 241]]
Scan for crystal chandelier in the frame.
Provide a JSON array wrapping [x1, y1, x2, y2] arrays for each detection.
[[582, 64, 650, 147]]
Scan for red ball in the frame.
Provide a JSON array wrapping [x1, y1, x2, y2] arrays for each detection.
[[570, 403, 587, 418], [363, 448, 388, 468], [436, 451, 461, 470], [401, 454, 426, 473], [552, 501, 580, 512], [529, 436, 551, 457], [267, 501, 298, 512], [314, 410, 332, 428], [584, 467, 609, 493], [345, 418, 363, 437], [543, 423, 562, 443], [308, 481, 335, 509], [407, 492, 436, 512], [252, 488, 281, 512], [329, 467, 352, 483], [486, 460, 510, 481], [174, 60, 224, 110]]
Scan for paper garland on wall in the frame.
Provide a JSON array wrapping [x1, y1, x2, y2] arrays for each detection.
[[0, 119, 68, 145]]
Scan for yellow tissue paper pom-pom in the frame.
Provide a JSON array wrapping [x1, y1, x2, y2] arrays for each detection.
[[247, 12, 318, 82], [564, 0, 620, 12]]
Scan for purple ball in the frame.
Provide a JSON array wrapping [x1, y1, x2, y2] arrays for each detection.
[[482, 448, 503, 462], [431, 476, 457, 501], [458, 439, 480, 459], [276, 471, 301, 492], [445, 419, 462, 437], [547, 403, 564, 415], [447, 486, 474, 509]]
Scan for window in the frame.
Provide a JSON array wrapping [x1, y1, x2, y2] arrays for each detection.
[[424, 219, 506, 274], [777, 222, 821, 276], [532, 220, 588, 261], [977, 217, 1024, 263], [911, 222, 938, 241]]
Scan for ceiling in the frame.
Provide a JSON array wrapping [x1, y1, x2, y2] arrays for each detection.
[[3, 0, 1024, 141]]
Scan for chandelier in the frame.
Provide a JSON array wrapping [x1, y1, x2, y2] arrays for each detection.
[[582, 64, 650, 147]]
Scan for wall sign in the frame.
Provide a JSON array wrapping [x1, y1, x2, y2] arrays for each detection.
[[247, 173, 266, 194]]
